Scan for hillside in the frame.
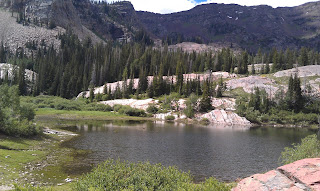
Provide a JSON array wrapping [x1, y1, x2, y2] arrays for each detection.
[[137, 1, 320, 51], [0, 8, 63, 52], [2, 0, 320, 52]]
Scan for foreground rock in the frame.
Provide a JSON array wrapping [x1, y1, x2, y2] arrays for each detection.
[[233, 158, 320, 191]]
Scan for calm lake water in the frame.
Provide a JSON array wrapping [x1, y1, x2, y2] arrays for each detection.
[[60, 121, 315, 182]]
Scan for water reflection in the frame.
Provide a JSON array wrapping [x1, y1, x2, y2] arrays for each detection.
[[61, 121, 314, 182]]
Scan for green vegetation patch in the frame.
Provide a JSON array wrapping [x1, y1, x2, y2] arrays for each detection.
[[0, 136, 47, 185], [280, 134, 320, 165], [74, 159, 232, 191]]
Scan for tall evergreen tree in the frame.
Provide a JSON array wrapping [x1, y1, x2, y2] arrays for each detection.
[[176, 61, 184, 94], [18, 62, 26, 95], [199, 80, 212, 112]]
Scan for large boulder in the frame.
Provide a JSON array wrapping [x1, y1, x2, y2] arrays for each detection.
[[200, 109, 251, 126], [233, 158, 320, 191]]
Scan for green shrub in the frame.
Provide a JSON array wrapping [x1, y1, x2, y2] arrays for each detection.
[[146, 104, 158, 114], [14, 184, 50, 191], [74, 160, 231, 191], [82, 103, 113, 112], [54, 100, 81, 110], [20, 103, 36, 121], [184, 93, 198, 118], [200, 177, 233, 190], [165, 115, 175, 121], [200, 118, 210, 125], [0, 114, 41, 138], [113, 104, 123, 112], [0, 85, 41, 137], [244, 108, 261, 124], [74, 160, 194, 191], [280, 134, 320, 165], [113, 105, 146, 117]]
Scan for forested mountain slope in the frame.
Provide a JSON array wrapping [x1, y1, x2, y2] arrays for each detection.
[[137, 1, 320, 51]]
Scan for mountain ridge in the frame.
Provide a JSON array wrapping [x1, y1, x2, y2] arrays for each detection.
[[1, 0, 320, 51], [136, 1, 320, 51]]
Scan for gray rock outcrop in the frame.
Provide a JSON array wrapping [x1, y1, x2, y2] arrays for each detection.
[[200, 109, 251, 126]]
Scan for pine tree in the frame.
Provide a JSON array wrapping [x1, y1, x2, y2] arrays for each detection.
[[18, 63, 26, 95], [248, 87, 262, 111], [260, 89, 270, 114], [176, 61, 184, 94], [138, 67, 148, 93], [108, 86, 113, 100], [89, 86, 95, 102], [293, 73, 303, 112], [103, 84, 108, 94], [216, 77, 224, 98], [260, 64, 265, 74], [199, 80, 212, 112], [128, 77, 134, 96], [286, 75, 294, 110], [251, 63, 255, 75], [265, 63, 270, 74], [300, 47, 309, 66]]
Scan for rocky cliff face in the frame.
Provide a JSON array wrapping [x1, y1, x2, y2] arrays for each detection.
[[13, 0, 138, 43]]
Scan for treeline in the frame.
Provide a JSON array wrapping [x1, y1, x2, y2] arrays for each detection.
[[1, 31, 320, 99]]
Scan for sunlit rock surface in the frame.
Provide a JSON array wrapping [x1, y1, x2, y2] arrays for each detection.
[[200, 109, 251, 126], [227, 76, 279, 97], [274, 65, 320, 78], [233, 158, 320, 191], [77, 72, 237, 98]]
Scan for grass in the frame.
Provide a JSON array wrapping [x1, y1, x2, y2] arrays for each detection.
[[225, 87, 249, 98], [0, 132, 77, 189], [0, 136, 47, 185], [35, 108, 154, 122]]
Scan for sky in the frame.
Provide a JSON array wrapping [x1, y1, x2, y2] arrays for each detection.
[[103, 0, 317, 14]]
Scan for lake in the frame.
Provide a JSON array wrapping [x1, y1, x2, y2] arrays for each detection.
[[59, 120, 314, 182]]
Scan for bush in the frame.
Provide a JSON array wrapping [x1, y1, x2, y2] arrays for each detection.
[[280, 134, 320, 165], [113, 105, 146, 117], [14, 184, 48, 191], [54, 100, 81, 110], [200, 118, 210, 125], [82, 103, 113, 112], [200, 177, 233, 190], [165, 115, 175, 121], [74, 160, 231, 191], [146, 104, 158, 114], [20, 103, 36, 121], [244, 108, 261, 124], [0, 111, 41, 137], [0, 85, 41, 137]]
